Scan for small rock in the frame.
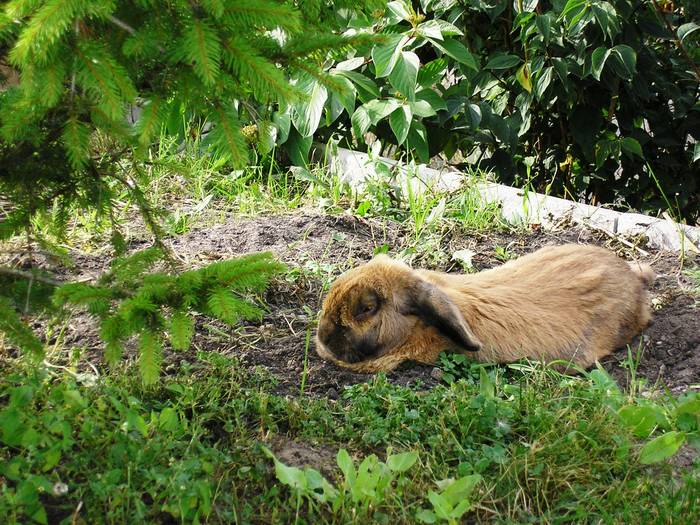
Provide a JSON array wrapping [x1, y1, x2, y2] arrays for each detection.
[[430, 367, 444, 381]]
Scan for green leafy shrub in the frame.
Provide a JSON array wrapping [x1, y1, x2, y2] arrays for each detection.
[[0, 368, 225, 524], [284, 0, 700, 222]]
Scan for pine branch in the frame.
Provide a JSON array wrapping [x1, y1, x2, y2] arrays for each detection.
[[222, 36, 299, 103], [169, 310, 194, 351], [108, 15, 137, 35], [223, 0, 302, 33], [138, 330, 162, 385], [0, 296, 44, 360], [0, 266, 63, 287], [108, 169, 177, 270], [10, 0, 78, 65], [207, 104, 248, 165], [181, 17, 221, 86], [133, 96, 167, 145], [207, 287, 262, 324], [61, 116, 91, 169]]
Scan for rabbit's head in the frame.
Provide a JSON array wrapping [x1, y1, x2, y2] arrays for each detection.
[[315, 255, 481, 371]]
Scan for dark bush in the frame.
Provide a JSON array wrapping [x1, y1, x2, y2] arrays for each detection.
[[288, 1, 700, 222]]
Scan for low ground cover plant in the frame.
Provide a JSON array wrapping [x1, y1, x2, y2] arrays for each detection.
[[1, 352, 698, 524]]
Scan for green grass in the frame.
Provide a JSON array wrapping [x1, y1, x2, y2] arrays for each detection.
[[1, 354, 698, 524]]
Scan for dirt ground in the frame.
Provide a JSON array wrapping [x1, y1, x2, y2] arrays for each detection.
[[14, 211, 700, 397]]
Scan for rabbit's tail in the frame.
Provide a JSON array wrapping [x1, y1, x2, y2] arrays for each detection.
[[628, 261, 655, 287]]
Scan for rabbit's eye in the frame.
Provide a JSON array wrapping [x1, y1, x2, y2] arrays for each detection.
[[354, 301, 378, 320], [352, 288, 381, 320]]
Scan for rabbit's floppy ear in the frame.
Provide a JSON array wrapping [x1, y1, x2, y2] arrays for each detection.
[[398, 275, 482, 352]]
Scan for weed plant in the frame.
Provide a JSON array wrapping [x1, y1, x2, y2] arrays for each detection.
[[1, 353, 698, 524]]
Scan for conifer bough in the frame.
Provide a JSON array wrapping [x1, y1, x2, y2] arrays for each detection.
[[0, 0, 385, 381], [0, 0, 379, 240], [56, 249, 286, 385]]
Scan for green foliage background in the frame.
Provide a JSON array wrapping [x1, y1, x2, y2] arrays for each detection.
[[276, 0, 700, 222]]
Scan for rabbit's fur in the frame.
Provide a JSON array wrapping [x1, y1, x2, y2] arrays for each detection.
[[316, 244, 654, 373]]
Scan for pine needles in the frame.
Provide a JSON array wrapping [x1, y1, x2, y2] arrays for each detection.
[[53, 249, 285, 385], [0, 0, 376, 384]]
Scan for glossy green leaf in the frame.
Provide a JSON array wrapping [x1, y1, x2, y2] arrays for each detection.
[[159, 407, 180, 432], [285, 128, 312, 166], [618, 405, 657, 437], [639, 431, 686, 464], [430, 38, 478, 70], [389, 51, 420, 100], [676, 398, 700, 417], [406, 120, 429, 162], [417, 58, 447, 88], [417, 20, 443, 40], [535, 66, 552, 99], [389, 104, 412, 144], [479, 367, 494, 399], [416, 89, 447, 112], [387, 1, 411, 21], [372, 34, 409, 78], [334, 57, 365, 71], [536, 13, 551, 44], [386, 451, 418, 472], [416, 509, 437, 523], [620, 137, 643, 159], [291, 76, 328, 137], [591, 47, 610, 81], [516, 63, 532, 93], [486, 54, 521, 70], [329, 73, 356, 117], [364, 98, 402, 124], [561, 0, 587, 19], [610, 44, 636, 80], [430, 19, 463, 36], [440, 474, 481, 504], [678, 22, 700, 43], [337, 70, 380, 102], [272, 111, 291, 144], [351, 106, 372, 137], [410, 98, 437, 118], [427, 491, 453, 520], [337, 448, 355, 484], [592, 1, 621, 42], [595, 139, 620, 169]]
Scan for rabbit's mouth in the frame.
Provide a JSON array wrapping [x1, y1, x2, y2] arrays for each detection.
[[344, 338, 384, 363], [315, 334, 386, 365]]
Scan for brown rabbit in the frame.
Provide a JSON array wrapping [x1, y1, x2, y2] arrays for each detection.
[[315, 244, 654, 373]]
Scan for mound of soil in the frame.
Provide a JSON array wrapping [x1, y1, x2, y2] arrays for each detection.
[[13, 211, 700, 397]]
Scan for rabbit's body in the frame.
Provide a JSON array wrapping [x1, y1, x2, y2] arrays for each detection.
[[316, 244, 653, 373]]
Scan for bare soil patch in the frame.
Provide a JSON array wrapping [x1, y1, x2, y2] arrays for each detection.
[[13, 211, 700, 396]]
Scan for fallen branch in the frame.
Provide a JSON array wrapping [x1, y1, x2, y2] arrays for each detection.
[[593, 227, 651, 257], [0, 266, 63, 287]]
